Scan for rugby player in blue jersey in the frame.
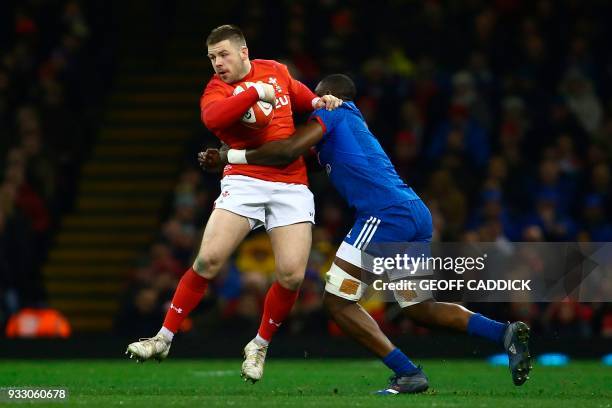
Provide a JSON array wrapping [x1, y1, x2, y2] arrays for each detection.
[[200, 74, 531, 394]]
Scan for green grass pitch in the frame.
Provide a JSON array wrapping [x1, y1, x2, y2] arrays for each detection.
[[0, 359, 610, 407]]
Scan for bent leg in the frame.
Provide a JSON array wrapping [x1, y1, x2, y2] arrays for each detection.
[[127, 209, 253, 361], [163, 209, 252, 334], [324, 258, 420, 378]]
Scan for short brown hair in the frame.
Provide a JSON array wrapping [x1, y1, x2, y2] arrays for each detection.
[[206, 24, 246, 46]]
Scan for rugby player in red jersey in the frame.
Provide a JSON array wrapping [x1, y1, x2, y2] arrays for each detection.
[[126, 25, 342, 383]]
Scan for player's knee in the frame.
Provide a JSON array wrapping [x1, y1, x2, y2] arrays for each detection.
[[275, 272, 303, 291], [275, 260, 306, 290], [192, 251, 224, 278]]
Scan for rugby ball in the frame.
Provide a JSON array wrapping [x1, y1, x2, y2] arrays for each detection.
[[232, 82, 274, 130]]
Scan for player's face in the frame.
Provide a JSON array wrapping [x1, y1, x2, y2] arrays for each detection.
[[207, 40, 249, 84]]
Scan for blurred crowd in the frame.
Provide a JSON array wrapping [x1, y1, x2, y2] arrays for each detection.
[[117, 0, 612, 340], [0, 0, 116, 327]]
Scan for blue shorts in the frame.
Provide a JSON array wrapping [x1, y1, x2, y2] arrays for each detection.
[[345, 200, 432, 247], [336, 200, 432, 270]]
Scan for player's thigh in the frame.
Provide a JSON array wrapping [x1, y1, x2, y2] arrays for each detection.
[[324, 258, 369, 303], [193, 208, 252, 278], [268, 222, 312, 287]]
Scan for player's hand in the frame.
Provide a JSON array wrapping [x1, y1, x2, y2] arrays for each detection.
[[314, 94, 343, 111], [259, 83, 276, 104], [198, 148, 227, 172]]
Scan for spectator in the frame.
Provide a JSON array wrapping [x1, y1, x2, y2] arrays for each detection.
[[560, 69, 603, 135]]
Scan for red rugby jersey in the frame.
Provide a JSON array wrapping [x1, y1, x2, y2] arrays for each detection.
[[200, 59, 317, 185]]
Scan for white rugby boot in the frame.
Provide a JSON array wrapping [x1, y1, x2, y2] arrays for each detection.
[[125, 334, 171, 363], [241, 340, 268, 383]]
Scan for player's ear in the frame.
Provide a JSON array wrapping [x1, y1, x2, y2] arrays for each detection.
[[240, 45, 249, 62]]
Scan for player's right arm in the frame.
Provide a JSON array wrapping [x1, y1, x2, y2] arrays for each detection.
[[199, 120, 324, 169], [243, 120, 324, 165], [235, 105, 341, 165], [200, 81, 275, 132], [199, 107, 339, 169]]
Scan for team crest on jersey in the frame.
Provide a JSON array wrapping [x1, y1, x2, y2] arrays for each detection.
[[267, 76, 289, 109], [268, 77, 282, 93]]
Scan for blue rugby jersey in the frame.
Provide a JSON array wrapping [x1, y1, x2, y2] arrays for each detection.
[[310, 102, 420, 215]]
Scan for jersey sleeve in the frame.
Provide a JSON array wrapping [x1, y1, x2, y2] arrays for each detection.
[[309, 108, 339, 137], [279, 63, 317, 113], [200, 80, 259, 132]]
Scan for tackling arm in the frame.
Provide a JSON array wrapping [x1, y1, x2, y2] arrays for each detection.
[[243, 120, 324, 166], [199, 120, 325, 170]]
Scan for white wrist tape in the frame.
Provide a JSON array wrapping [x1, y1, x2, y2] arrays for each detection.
[[311, 97, 321, 109], [252, 83, 266, 100], [227, 149, 248, 164]]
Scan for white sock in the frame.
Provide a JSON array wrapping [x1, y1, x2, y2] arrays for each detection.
[[253, 334, 269, 347], [157, 326, 174, 343]]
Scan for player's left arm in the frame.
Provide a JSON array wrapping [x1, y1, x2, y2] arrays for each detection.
[[281, 64, 342, 112], [200, 121, 324, 168]]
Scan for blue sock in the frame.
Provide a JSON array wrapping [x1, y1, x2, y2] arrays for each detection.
[[467, 313, 507, 344], [382, 348, 419, 376]]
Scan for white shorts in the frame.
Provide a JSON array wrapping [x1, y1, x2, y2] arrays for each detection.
[[214, 175, 315, 230]]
